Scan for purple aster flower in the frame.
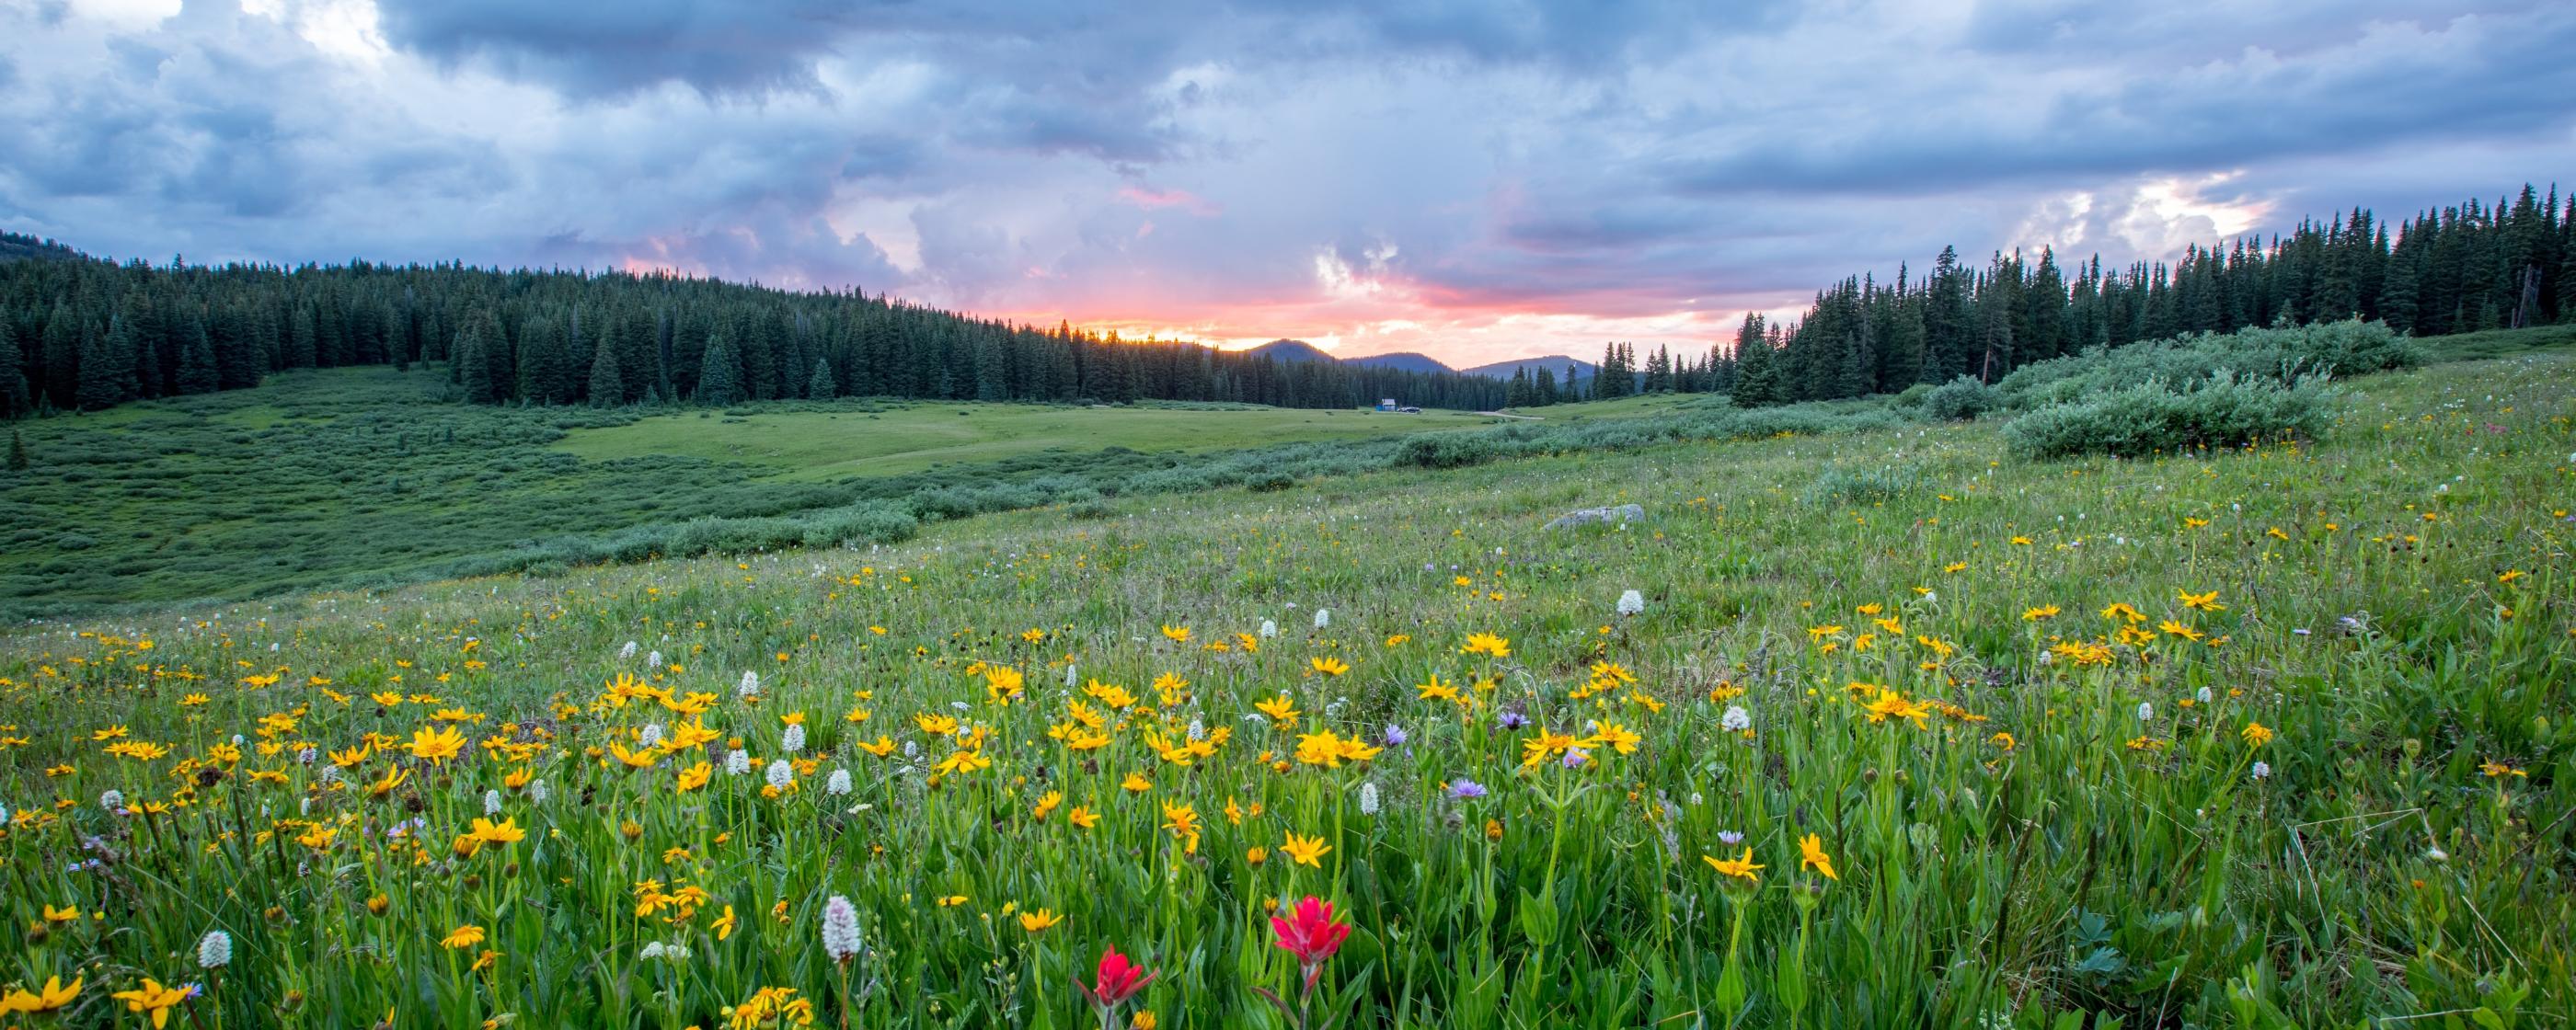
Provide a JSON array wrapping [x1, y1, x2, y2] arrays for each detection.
[[1497, 710, 1531, 730], [1718, 830, 1744, 845], [1384, 724, 1409, 746], [1448, 777, 1488, 800]]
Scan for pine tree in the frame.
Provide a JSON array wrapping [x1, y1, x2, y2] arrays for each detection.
[[696, 333, 742, 406], [455, 317, 496, 405], [176, 313, 219, 395], [0, 315, 29, 418], [79, 312, 138, 411], [807, 355, 836, 400], [587, 333, 625, 407], [6, 429, 26, 470]]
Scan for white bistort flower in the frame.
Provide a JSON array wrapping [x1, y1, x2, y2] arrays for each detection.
[[100, 789, 125, 812], [826, 769, 853, 795], [197, 929, 233, 969], [738, 670, 762, 698], [1313, 609, 1330, 630], [1616, 589, 1645, 616], [529, 779, 550, 805], [822, 895, 864, 963], [782, 723, 807, 754], [619, 640, 638, 659], [1358, 782, 1380, 817], [726, 749, 753, 775], [483, 789, 502, 816], [1721, 705, 1752, 732], [1259, 620, 1278, 639], [765, 760, 794, 790]]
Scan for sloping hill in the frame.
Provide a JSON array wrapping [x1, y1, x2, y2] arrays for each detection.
[[1465, 354, 1595, 381], [1246, 338, 1338, 363], [1341, 350, 1455, 374]]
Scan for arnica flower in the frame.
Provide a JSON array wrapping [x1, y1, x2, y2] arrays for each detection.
[[1703, 847, 1765, 885], [1075, 945, 1159, 1014], [1447, 777, 1488, 800], [1797, 834, 1838, 882], [2242, 722, 2276, 748], [109, 978, 191, 1029], [821, 895, 863, 964], [442, 925, 486, 950], [196, 930, 232, 969], [0, 975, 80, 1014], [1269, 896, 1353, 988], [1018, 909, 1064, 933], [1281, 831, 1331, 867]]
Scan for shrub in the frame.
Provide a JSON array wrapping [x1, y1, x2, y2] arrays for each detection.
[[1399, 431, 1503, 469], [798, 504, 918, 548], [2003, 372, 2334, 460], [1245, 470, 1296, 492], [1920, 375, 2001, 421], [1805, 465, 1921, 507]]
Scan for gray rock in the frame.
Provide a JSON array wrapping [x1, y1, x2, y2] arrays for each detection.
[[1544, 504, 1644, 530]]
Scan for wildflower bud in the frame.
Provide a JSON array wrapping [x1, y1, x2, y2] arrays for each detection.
[[25, 922, 47, 945], [367, 894, 390, 916]]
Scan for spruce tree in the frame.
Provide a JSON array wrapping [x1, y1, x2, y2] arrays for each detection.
[[6, 429, 25, 471], [455, 318, 496, 405], [177, 315, 219, 395], [0, 316, 29, 419], [79, 313, 138, 410], [696, 333, 741, 406], [807, 355, 836, 400], [587, 333, 625, 407]]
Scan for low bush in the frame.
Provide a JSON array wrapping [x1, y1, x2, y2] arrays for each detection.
[[1920, 375, 2001, 420], [2003, 372, 2335, 460]]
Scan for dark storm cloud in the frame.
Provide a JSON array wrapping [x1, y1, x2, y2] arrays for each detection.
[[3, 0, 2569, 365]]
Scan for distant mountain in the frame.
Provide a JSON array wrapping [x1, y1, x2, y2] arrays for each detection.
[[1340, 350, 1454, 374], [1462, 355, 1596, 382], [1246, 338, 1338, 363]]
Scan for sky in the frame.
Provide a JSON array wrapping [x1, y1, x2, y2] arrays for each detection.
[[3, 0, 2571, 369]]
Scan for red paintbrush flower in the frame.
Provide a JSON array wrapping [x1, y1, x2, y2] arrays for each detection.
[[1270, 896, 1351, 982], [1075, 945, 1158, 1011]]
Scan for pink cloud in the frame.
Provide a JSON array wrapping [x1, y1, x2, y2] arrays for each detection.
[[1116, 186, 1222, 217]]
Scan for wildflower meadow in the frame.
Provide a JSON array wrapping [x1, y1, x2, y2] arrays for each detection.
[[2, 349, 2570, 1028]]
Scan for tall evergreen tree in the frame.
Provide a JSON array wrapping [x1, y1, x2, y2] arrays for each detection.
[[582, 329, 622, 406], [696, 333, 742, 406]]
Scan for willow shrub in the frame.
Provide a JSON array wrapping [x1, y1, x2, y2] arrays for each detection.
[[2003, 372, 2335, 459]]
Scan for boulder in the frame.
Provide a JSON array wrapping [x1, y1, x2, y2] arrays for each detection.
[[1544, 504, 1644, 530]]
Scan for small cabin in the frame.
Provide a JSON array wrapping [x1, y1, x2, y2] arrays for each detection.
[[1376, 398, 1399, 412]]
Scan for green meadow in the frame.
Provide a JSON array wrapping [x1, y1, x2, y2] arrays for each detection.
[[0, 331, 2568, 1028]]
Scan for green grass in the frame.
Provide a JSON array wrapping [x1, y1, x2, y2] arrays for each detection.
[[2418, 322, 2576, 362], [0, 348, 2568, 1028], [555, 402, 1498, 479]]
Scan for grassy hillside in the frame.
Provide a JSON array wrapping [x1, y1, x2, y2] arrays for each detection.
[[0, 367, 1509, 614], [555, 402, 1489, 480], [0, 345, 2566, 1027]]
